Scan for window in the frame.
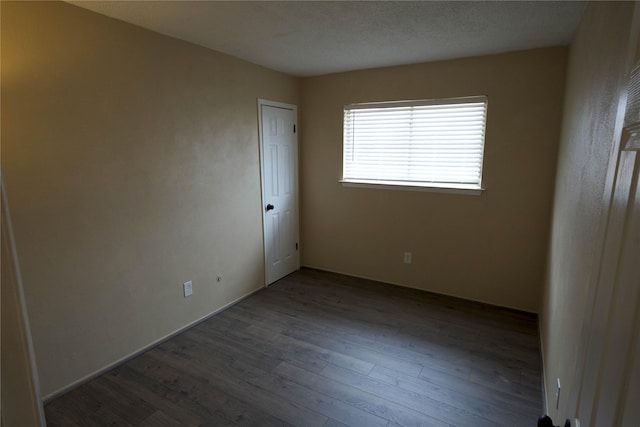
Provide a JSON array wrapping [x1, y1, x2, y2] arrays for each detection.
[[342, 96, 488, 193]]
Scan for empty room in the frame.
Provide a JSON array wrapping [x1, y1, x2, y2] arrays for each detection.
[[2, 1, 640, 426]]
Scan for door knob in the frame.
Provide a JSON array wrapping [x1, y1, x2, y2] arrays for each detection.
[[266, 204, 274, 211]]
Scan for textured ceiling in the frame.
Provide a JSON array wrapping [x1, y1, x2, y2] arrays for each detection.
[[68, 1, 586, 77]]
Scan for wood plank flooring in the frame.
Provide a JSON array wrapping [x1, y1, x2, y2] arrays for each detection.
[[45, 268, 544, 426]]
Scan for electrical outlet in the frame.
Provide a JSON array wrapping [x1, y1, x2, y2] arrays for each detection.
[[183, 281, 193, 297], [555, 378, 561, 410], [403, 252, 412, 264]]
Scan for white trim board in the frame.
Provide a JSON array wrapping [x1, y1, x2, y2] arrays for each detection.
[[42, 285, 264, 403]]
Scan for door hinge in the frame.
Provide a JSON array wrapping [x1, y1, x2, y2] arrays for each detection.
[[296, 242, 299, 250], [293, 124, 296, 133]]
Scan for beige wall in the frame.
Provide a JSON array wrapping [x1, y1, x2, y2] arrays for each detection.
[[540, 1, 637, 422], [300, 48, 567, 312], [1, 1, 298, 398]]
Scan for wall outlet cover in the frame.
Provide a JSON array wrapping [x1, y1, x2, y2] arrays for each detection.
[[183, 281, 193, 297]]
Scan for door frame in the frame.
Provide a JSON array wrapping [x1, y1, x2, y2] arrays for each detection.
[[1, 174, 47, 426], [257, 99, 300, 286]]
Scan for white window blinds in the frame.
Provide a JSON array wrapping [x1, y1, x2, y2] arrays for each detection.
[[342, 96, 488, 189]]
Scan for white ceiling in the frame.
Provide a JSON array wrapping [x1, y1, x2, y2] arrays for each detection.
[[69, 1, 586, 77]]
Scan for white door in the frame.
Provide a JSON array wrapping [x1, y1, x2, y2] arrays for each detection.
[[574, 148, 640, 427], [259, 100, 299, 285]]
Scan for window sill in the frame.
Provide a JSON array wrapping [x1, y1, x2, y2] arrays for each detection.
[[339, 180, 485, 196]]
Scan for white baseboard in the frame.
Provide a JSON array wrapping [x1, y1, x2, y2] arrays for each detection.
[[539, 319, 549, 415], [42, 285, 264, 403]]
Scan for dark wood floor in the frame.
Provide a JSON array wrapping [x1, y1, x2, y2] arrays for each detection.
[[45, 268, 543, 427]]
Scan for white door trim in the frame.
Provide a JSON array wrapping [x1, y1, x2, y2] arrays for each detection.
[[1, 173, 47, 426], [257, 99, 300, 286]]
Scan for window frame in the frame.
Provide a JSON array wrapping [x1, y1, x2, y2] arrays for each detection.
[[341, 96, 488, 195]]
